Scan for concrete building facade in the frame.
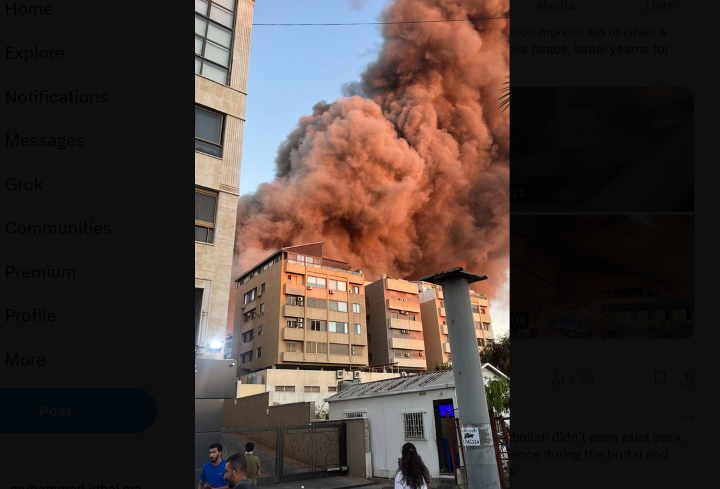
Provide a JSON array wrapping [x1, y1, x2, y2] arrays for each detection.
[[195, 0, 255, 357], [416, 282, 494, 370], [365, 275, 427, 372], [231, 242, 370, 378]]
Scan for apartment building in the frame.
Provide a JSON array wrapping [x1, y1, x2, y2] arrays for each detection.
[[231, 242, 369, 377], [365, 275, 427, 372], [195, 0, 254, 357], [416, 282, 494, 369]]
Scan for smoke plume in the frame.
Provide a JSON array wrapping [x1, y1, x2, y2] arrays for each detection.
[[229, 0, 509, 330]]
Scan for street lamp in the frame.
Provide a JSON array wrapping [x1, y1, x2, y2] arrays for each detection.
[[419, 267, 500, 489]]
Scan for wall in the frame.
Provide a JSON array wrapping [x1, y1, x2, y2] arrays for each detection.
[[222, 392, 313, 429], [345, 417, 372, 479]]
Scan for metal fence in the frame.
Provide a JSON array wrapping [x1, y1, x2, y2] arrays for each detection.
[[222, 422, 346, 485]]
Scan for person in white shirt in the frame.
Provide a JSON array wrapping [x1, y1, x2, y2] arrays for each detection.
[[394, 442, 431, 489]]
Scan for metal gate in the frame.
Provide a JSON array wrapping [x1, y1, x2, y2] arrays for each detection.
[[221, 422, 347, 485], [489, 411, 510, 488]]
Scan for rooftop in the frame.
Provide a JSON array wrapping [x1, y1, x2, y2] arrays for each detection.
[[325, 364, 506, 402]]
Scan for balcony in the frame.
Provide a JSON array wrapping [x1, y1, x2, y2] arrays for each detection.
[[284, 304, 305, 317], [387, 299, 420, 313], [389, 338, 425, 350], [284, 283, 306, 296], [285, 262, 306, 274], [396, 358, 426, 369], [283, 327, 306, 341], [386, 278, 420, 294], [350, 334, 367, 346], [281, 351, 304, 362], [441, 324, 448, 335], [438, 307, 446, 317], [388, 318, 423, 332]]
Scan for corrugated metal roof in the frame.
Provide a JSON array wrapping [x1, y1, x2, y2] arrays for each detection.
[[326, 369, 456, 402]]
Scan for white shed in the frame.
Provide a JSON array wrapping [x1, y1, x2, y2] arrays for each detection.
[[325, 365, 508, 479]]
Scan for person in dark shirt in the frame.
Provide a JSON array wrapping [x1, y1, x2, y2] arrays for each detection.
[[224, 453, 256, 488], [199, 443, 229, 489], [244, 442, 261, 485]]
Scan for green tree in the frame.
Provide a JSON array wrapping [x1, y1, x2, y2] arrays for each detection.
[[481, 332, 509, 376], [485, 375, 510, 416]]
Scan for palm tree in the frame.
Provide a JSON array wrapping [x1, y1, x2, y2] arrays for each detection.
[[498, 75, 510, 111]]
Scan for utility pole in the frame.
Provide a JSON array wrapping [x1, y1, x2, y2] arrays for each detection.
[[419, 268, 501, 489]]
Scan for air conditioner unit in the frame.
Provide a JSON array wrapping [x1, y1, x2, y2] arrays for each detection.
[[419, 352, 424, 357], [401, 372, 408, 377], [336, 370, 345, 379], [401, 329, 409, 334], [307, 286, 313, 290], [258, 292, 262, 297], [400, 311, 407, 315], [297, 324, 303, 329], [241, 304, 246, 309], [297, 318, 303, 323], [329, 290, 335, 294], [404, 353, 410, 357], [353, 371, 361, 380]]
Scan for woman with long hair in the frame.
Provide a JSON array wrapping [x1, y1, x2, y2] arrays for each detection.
[[394, 442, 431, 489]]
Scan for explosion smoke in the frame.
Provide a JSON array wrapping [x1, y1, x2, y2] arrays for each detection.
[[229, 0, 509, 329]]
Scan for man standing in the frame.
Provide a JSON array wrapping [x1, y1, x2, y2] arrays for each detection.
[[199, 443, 229, 489], [224, 453, 257, 488], [244, 442, 261, 485]]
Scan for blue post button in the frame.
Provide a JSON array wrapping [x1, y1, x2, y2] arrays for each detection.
[[0, 389, 157, 433]]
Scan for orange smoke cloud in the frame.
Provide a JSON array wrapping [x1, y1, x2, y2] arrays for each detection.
[[229, 0, 509, 330]]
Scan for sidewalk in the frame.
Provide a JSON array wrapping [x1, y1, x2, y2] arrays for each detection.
[[262, 476, 391, 489]]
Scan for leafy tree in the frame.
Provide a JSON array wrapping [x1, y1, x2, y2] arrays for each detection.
[[481, 332, 509, 376], [498, 75, 510, 111], [485, 375, 510, 416]]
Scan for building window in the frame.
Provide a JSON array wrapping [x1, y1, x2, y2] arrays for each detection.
[[240, 353, 246, 364], [286, 342, 299, 352], [286, 320, 298, 328], [308, 276, 326, 289], [352, 303, 361, 314], [483, 323, 490, 331], [287, 297, 299, 306], [195, 288, 204, 345], [243, 289, 257, 306], [368, 332, 372, 342], [354, 324, 362, 334], [329, 279, 347, 291], [474, 321, 481, 330], [391, 312, 399, 319], [440, 301, 445, 308], [307, 298, 327, 309], [480, 308, 487, 314], [258, 324, 263, 336], [243, 309, 256, 323], [275, 385, 295, 392], [261, 283, 266, 294], [350, 286, 360, 294], [288, 275, 292, 283], [665, 309, 674, 320], [330, 301, 348, 312], [260, 303, 265, 315], [403, 412, 425, 440], [344, 412, 366, 419], [195, 188, 218, 243], [195, 0, 235, 85], [328, 386, 337, 392], [471, 304, 479, 313], [248, 350, 253, 362], [351, 346, 362, 356], [257, 347, 262, 358], [195, 106, 224, 157], [329, 322, 348, 334], [369, 352, 373, 362], [310, 320, 326, 331], [304, 386, 320, 393], [477, 338, 484, 347], [329, 343, 349, 355], [407, 314, 416, 321], [306, 342, 327, 354], [631, 310, 638, 321]]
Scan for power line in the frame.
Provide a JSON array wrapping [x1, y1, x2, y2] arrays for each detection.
[[510, 258, 661, 337], [253, 16, 509, 26], [511, 229, 693, 286]]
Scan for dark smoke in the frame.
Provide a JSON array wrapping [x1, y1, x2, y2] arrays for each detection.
[[228, 0, 510, 331]]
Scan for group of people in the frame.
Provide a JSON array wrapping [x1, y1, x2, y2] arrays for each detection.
[[198, 441, 431, 489], [198, 442, 261, 489]]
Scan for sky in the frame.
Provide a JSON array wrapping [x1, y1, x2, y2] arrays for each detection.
[[237, 0, 509, 339], [240, 0, 388, 196]]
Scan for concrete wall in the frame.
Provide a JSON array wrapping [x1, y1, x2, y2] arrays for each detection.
[[345, 417, 372, 479], [222, 392, 313, 429], [195, 0, 254, 358]]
